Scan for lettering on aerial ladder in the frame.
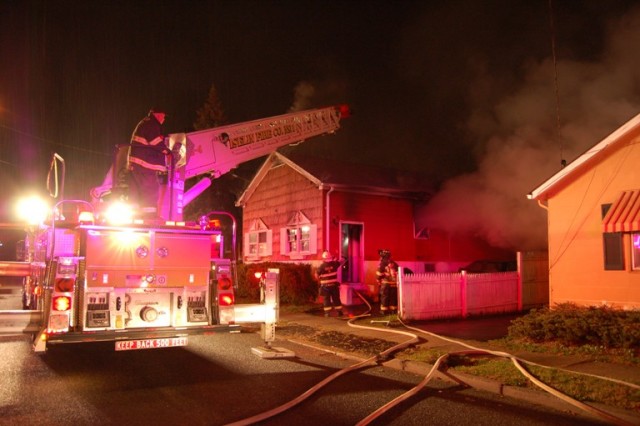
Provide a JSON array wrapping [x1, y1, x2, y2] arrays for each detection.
[[180, 106, 344, 180], [230, 133, 256, 149], [219, 108, 340, 151]]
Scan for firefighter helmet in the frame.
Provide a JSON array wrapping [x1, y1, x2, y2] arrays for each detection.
[[378, 249, 391, 258], [149, 106, 168, 116], [322, 250, 332, 260]]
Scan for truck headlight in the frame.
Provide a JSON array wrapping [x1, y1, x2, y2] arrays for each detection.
[[104, 201, 134, 225], [15, 195, 50, 225]]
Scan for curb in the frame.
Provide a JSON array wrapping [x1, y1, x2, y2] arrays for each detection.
[[281, 336, 640, 425]]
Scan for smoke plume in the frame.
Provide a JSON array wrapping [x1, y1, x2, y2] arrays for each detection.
[[289, 81, 316, 112], [417, 5, 640, 251]]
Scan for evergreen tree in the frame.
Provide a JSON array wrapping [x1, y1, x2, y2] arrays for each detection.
[[193, 84, 227, 130], [185, 83, 230, 221], [185, 84, 245, 258]]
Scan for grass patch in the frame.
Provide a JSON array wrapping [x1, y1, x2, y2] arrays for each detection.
[[527, 364, 640, 411], [494, 338, 640, 366], [452, 357, 530, 387], [396, 346, 449, 364], [276, 322, 395, 357], [447, 354, 640, 411]]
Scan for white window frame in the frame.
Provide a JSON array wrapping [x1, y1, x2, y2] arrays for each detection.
[[280, 211, 317, 259], [244, 219, 272, 259], [632, 232, 640, 271]]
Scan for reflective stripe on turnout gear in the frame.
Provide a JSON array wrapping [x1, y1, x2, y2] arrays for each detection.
[[132, 135, 164, 146], [129, 156, 167, 172], [318, 269, 339, 285], [317, 260, 341, 286]]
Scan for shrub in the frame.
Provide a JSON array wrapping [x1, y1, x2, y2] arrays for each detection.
[[235, 262, 318, 305], [508, 303, 640, 349]]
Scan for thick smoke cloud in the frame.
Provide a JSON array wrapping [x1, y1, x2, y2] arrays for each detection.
[[417, 5, 640, 251]]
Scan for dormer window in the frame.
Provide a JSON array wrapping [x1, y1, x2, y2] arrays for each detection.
[[244, 218, 272, 259], [280, 211, 317, 259]]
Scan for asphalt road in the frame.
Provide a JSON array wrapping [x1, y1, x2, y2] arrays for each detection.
[[0, 327, 608, 426], [407, 313, 522, 341]]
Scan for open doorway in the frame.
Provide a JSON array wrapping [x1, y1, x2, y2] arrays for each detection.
[[340, 222, 363, 283]]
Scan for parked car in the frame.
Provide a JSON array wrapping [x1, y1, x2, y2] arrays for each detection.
[[458, 259, 517, 273]]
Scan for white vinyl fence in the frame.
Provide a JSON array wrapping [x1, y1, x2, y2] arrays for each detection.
[[398, 251, 549, 321], [399, 271, 521, 321]]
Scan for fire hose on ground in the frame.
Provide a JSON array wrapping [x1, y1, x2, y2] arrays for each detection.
[[225, 289, 637, 426]]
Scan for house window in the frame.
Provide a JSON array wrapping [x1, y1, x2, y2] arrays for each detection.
[[603, 233, 624, 270], [244, 219, 272, 258], [280, 211, 317, 258], [632, 233, 640, 271], [601, 203, 624, 271], [248, 231, 269, 256], [286, 227, 311, 252]]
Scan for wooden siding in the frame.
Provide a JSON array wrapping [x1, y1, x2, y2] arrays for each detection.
[[242, 163, 323, 261]]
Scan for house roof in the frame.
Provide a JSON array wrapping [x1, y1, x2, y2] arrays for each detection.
[[528, 113, 640, 201], [236, 151, 433, 206]]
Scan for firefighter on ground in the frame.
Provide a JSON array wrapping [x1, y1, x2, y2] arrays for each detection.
[[375, 249, 391, 292], [376, 249, 399, 315], [315, 250, 346, 317], [127, 107, 170, 217]]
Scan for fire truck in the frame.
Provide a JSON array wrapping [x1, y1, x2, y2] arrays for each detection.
[[5, 105, 349, 352]]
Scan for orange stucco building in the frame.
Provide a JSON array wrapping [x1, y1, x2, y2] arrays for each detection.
[[529, 114, 640, 309]]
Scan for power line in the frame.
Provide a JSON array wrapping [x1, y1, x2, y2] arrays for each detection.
[[0, 123, 111, 157], [547, 0, 566, 168]]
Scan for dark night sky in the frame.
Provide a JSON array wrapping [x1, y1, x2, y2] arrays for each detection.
[[1, 0, 640, 249]]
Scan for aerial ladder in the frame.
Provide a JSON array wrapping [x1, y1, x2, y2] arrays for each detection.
[[92, 104, 351, 221]]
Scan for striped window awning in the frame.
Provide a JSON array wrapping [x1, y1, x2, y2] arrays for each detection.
[[602, 190, 640, 232]]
